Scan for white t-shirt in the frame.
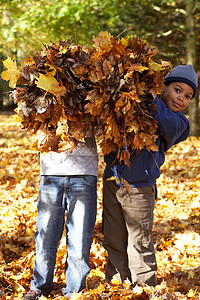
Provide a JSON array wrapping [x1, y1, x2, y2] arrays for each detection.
[[40, 137, 98, 176]]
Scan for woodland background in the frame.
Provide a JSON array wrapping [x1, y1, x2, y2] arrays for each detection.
[[0, 0, 200, 135], [0, 0, 200, 299]]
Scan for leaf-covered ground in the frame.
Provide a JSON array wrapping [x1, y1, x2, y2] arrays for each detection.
[[0, 113, 200, 299]]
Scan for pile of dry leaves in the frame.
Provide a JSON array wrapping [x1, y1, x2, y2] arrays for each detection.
[[1, 31, 171, 165]]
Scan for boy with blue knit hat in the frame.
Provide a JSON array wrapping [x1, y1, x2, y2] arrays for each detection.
[[102, 65, 198, 287], [164, 64, 198, 97]]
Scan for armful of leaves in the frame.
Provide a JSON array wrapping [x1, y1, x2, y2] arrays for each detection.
[[1, 32, 171, 165]]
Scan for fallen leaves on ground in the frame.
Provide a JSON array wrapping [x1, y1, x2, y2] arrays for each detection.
[[0, 113, 200, 299]]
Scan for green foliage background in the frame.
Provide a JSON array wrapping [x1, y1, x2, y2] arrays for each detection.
[[0, 0, 200, 133], [1, 0, 199, 60]]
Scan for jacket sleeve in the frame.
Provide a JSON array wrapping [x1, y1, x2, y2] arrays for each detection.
[[151, 97, 190, 151]]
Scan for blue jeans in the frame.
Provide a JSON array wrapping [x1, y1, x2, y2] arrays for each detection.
[[30, 175, 97, 298]]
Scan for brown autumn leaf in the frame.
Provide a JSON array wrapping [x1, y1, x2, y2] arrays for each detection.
[[30, 127, 60, 152], [92, 31, 115, 52]]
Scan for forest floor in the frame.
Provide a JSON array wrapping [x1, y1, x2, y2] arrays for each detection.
[[0, 114, 200, 299]]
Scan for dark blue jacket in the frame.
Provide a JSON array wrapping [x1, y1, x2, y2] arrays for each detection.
[[104, 97, 190, 187]]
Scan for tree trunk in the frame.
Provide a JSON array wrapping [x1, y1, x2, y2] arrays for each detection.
[[186, 0, 200, 135]]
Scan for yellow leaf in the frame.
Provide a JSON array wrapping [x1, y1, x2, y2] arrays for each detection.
[[59, 46, 69, 54], [128, 63, 148, 73], [1, 57, 21, 88], [187, 270, 195, 279], [149, 61, 163, 72], [12, 114, 23, 123], [35, 73, 67, 99], [69, 292, 83, 300], [187, 289, 197, 298], [38, 296, 48, 300], [110, 278, 121, 285], [89, 269, 105, 278], [120, 37, 129, 47]]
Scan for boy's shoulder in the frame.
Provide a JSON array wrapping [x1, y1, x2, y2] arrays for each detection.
[[153, 97, 189, 150]]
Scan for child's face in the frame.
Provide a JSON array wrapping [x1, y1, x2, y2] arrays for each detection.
[[162, 82, 193, 112]]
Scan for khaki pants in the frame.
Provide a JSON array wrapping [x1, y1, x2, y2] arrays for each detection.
[[102, 175, 157, 286]]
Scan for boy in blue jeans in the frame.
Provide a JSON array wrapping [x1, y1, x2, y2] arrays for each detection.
[[23, 137, 98, 299], [102, 65, 198, 286]]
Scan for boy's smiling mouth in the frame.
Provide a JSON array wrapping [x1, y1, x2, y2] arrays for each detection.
[[172, 100, 182, 109]]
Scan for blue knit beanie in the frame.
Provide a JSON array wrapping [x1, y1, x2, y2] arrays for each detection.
[[164, 64, 198, 98]]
